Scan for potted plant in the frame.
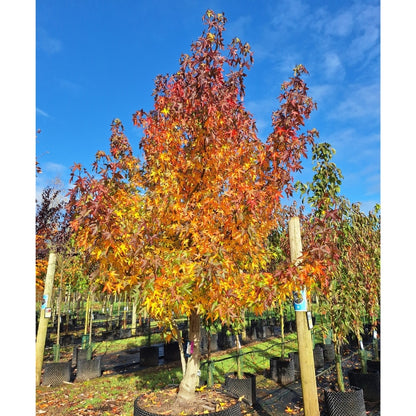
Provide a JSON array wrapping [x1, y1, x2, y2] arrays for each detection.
[[295, 144, 379, 414], [224, 323, 257, 405], [139, 314, 159, 367]]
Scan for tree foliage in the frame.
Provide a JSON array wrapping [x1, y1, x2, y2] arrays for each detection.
[[68, 10, 319, 399]]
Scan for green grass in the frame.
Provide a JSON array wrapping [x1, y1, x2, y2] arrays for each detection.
[[200, 333, 298, 384]]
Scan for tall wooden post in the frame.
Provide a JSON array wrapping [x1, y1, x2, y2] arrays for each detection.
[[35, 251, 57, 386], [289, 217, 320, 416]]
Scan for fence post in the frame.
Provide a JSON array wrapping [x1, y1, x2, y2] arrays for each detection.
[[289, 217, 320, 416]]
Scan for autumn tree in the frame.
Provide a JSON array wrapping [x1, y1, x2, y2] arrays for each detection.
[[132, 10, 319, 401], [296, 142, 380, 390], [36, 185, 69, 298], [69, 10, 319, 402]]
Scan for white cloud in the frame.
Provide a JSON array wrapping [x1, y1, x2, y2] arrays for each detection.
[[324, 11, 354, 37], [58, 79, 82, 96], [36, 107, 49, 118], [329, 83, 379, 121], [37, 27, 62, 54], [323, 52, 345, 80]]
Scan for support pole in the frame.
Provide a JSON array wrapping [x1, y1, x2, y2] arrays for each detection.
[[35, 251, 57, 386], [289, 217, 320, 416]]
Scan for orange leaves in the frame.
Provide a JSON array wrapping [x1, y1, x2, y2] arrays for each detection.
[[67, 12, 320, 335]]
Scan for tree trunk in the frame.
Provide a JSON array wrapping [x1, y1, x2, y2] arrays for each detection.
[[177, 311, 201, 402], [178, 329, 187, 375], [123, 291, 127, 329], [236, 333, 243, 379], [334, 340, 345, 392], [35, 252, 57, 386], [356, 334, 367, 374], [55, 283, 62, 362], [280, 300, 285, 357], [89, 292, 94, 347], [131, 300, 137, 336], [84, 292, 90, 336], [65, 286, 71, 334]]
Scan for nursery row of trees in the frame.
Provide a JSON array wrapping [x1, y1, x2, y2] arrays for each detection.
[[36, 11, 380, 397]]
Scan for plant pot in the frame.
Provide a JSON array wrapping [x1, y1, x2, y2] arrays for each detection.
[[218, 327, 234, 350], [366, 359, 380, 373], [270, 357, 295, 385], [324, 387, 366, 416], [77, 346, 92, 363], [200, 329, 218, 354], [140, 346, 159, 366], [322, 343, 336, 363], [120, 328, 132, 339], [76, 357, 102, 382], [348, 369, 380, 402], [134, 394, 242, 416], [284, 320, 295, 334], [42, 361, 72, 386], [72, 345, 78, 366], [313, 345, 325, 369], [263, 325, 273, 338], [164, 341, 181, 362], [288, 352, 300, 379], [248, 326, 257, 340], [225, 372, 256, 405]]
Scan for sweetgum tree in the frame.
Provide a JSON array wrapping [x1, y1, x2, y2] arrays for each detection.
[[69, 10, 319, 402], [133, 11, 319, 401], [296, 142, 380, 390]]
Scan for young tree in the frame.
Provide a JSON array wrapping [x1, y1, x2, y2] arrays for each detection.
[[296, 142, 380, 390], [69, 10, 319, 403]]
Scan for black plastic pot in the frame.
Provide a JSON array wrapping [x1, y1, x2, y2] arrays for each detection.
[[134, 395, 242, 416], [322, 343, 336, 363], [348, 369, 380, 402], [164, 341, 181, 362], [76, 357, 102, 382], [366, 359, 380, 373], [325, 387, 366, 416], [313, 345, 325, 369], [225, 372, 256, 405], [288, 351, 300, 379], [140, 346, 159, 366], [270, 357, 295, 385], [119, 328, 132, 339], [77, 346, 92, 363], [263, 326, 273, 338], [218, 327, 235, 350], [42, 361, 72, 386]]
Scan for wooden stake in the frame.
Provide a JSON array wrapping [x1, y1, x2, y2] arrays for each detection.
[[289, 217, 320, 416], [35, 251, 57, 386]]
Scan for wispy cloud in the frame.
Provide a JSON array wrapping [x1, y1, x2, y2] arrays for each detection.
[[36, 107, 50, 118], [37, 27, 62, 54], [330, 83, 379, 121], [323, 52, 346, 80], [58, 79, 82, 96]]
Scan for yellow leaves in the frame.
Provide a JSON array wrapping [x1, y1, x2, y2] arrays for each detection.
[[160, 152, 170, 162], [207, 32, 215, 42], [161, 107, 169, 116]]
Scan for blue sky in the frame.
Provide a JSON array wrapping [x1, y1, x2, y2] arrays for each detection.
[[36, 0, 380, 211]]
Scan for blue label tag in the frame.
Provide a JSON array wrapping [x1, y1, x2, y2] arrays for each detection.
[[293, 288, 307, 311], [41, 294, 48, 310]]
